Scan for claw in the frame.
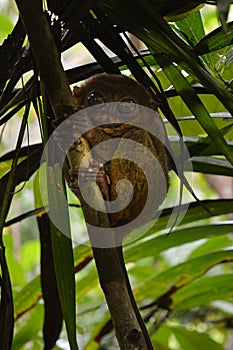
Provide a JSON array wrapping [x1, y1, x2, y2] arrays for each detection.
[[68, 159, 110, 201]]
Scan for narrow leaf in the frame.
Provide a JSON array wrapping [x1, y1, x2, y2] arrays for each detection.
[[194, 21, 233, 55], [47, 162, 79, 350], [173, 274, 233, 309], [135, 250, 233, 303], [191, 156, 233, 176], [155, 54, 233, 164], [37, 213, 63, 349], [14, 277, 41, 320], [125, 223, 233, 262]]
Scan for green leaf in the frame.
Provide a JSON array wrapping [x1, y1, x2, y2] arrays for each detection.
[[194, 21, 233, 55], [13, 244, 94, 321], [34, 164, 47, 208], [4, 234, 25, 286], [173, 11, 205, 47], [47, 163, 79, 350], [12, 304, 44, 350], [0, 15, 14, 43], [152, 325, 172, 349], [14, 277, 42, 320], [135, 250, 233, 303], [84, 314, 112, 350], [21, 240, 40, 274], [37, 213, 63, 349], [155, 55, 233, 164], [172, 325, 224, 350], [186, 122, 233, 157], [173, 274, 233, 310], [99, 0, 233, 120], [76, 267, 99, 301], [188, 235, 233, 259], [125, 223, 233, 263], [150, 199, 233, 233], [0, 159, 13, 178], [191, 156, 233, 176]]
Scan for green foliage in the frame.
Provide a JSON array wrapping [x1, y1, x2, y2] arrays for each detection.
[[0, 1, 233, 349], [0, 14, 14, 43]]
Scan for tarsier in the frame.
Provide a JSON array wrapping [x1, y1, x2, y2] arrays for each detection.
[[65, 74, 170, 242]]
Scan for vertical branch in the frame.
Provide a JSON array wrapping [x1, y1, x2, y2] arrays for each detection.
[[15, 0, 75, 119], [79, 190, 153, 349]]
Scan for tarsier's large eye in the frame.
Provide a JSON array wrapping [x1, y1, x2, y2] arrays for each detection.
[[118, 98, 136, 114], [87, 91, 106, 107]]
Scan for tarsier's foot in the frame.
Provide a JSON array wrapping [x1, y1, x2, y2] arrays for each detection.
[[69, 159, 110, 201]]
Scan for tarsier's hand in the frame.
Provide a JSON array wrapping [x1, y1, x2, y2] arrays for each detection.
[[64, 74, 170, 236]]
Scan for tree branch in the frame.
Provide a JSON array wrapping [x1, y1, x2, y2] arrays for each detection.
[[79, 187, 153, 349], [15, 0, 75, 119]]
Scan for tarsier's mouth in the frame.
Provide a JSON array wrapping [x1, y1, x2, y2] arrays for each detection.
[[91, 114, 126, 128], [101, 122, 123, 128]]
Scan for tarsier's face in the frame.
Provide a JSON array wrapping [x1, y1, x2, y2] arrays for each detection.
[[73, 74, 156, 126], [75, 74, 154, 106]]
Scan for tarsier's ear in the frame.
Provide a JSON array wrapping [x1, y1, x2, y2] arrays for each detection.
[[73, 85, 81, 97], [73, 86, 85, 109], [148, 100, 160, 111]]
